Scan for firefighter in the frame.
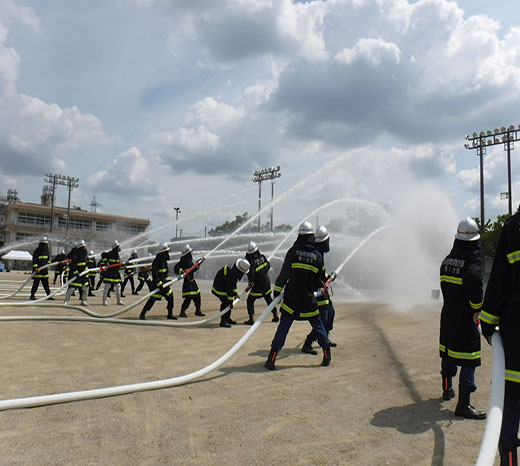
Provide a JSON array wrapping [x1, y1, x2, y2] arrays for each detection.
[[139, 243, 176, 320], [87, 251, 97, 296], [243, 241, 278, 325], [302, 225, 336, 354], [95, 251, 108, 290], [30, 237, 53, 300], [481, 207, 520, 465], [51, 249, 66, 285], [439, 217, 486, 420], [173, 244, 204, 318], [135, 254, 153, 294], [121, 250, 138, 296], [264, 221, 331, 370], [64, 240, 89, 306], [102, 240, 124, 306], [211, 259, 250, 328]]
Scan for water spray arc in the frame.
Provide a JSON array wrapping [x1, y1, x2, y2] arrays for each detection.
[[0, 219, 389, 410]]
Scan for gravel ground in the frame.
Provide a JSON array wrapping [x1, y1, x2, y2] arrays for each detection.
[[0, 273, 498, 465]]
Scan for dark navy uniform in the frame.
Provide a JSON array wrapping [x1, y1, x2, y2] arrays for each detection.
[[102, 243, 123, 305], [439, 226, 485, 420], [51, 252, 66, 285], [121, 251, 138, 296], [173, 250, 203, 317], [139, 248, 175, 320], [482, 211, 520, 462], [87, 254, 97, 296], [64, 242, 89, 305], [30, 240, 52, 300], [212, 262, 246, 327], [135, 265, 153, 293], [265, 230, 330, 370], [244, 248, 277, 324]]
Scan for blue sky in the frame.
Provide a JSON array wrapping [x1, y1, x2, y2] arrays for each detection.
[[1, 0, 520, 240]]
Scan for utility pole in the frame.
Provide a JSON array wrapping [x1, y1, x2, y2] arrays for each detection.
[[252, 166, 281, 231]]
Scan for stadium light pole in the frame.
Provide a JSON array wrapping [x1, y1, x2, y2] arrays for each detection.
[[252, 166, 281, 231], [174, 207, 181, 238], [44, 173, 79, 239], [465, 125, 520, 216]]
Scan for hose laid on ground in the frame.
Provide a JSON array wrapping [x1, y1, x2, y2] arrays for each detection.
[[0, 260, 69, 299], [0, 294, 283, 410], [475, 332, 505, 466]]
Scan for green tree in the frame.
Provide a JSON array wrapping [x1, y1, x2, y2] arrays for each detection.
[[208, 212, 251, 236], [475, 214, 510, 258]]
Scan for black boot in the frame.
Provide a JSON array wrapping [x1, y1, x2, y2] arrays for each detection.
[[244, 313, 255, 325], [167, 310, 177, 320], [219, 319, 231, 328], [499, 443, 518, 466], [454, 386, 486, 419], [179, 309, 187, 318], [302, 334, 317, 355], [139, 310, 146, 320], [195, 309, 205, 316], [264, 348, 278, 370], [271, 309, 279, 322], [321, 347, 331, 367], [442, 376, 455, 400]]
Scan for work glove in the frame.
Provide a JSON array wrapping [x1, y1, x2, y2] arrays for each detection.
[[480, 321, 496, 346]]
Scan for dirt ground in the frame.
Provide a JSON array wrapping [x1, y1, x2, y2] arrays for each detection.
[[0, 272, 498, 465]]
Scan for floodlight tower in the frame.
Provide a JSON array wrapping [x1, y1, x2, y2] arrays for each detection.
[[465, 125, 520, 217], [252, 166, 281, 231], [44, 173, 79, 237], [174, 206, 181, 238]]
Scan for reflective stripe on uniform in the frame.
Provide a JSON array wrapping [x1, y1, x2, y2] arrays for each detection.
[[439, 343, 481, 361], [291, 263, 319, 274], [469, 299, 483, 310], [505, 369, 520, 384], [507, 250, 520, 264], [440, 275, 462, 285], [182, 290, 200, 297], [480, 310, 500, 325]]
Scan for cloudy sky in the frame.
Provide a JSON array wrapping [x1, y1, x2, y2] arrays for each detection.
[[1, 0, 520, 240]]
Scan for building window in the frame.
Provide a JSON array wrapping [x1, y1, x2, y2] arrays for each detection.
[[15, 232, 36, 242], [115, 223, 145, 235], [57, 217, 91, 231], [96, 221, 111, 232], [17, 212, 51, 227]]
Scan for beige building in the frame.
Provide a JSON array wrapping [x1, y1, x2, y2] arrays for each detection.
[[0, 189, 150, 254]]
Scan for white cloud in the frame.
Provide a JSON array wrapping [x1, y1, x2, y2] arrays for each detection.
[[87, 147, 159, 196], [335, 38, 401, 67]]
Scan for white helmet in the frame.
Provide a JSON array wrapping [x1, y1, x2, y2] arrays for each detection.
[[157, 242, 170, 253], [247, 241, 258, 254], [89, 250, 94, 255], [235, 258, 250, 274], [455, 217, 480, 241], [181, 244, 192, 257], [39, 236, 49, 244], [112, 240, 120, 250], [75, 239, 86, 248], [315, 225, 329, 243], [299, 221, 314, 235]]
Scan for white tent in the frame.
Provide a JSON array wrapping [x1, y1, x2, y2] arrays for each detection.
[[1, 250, 32, 261]]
